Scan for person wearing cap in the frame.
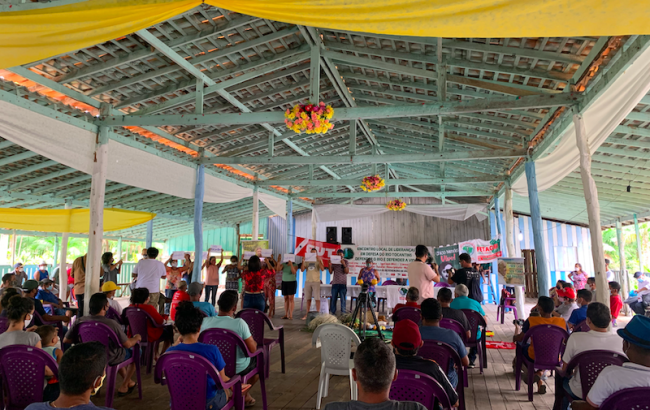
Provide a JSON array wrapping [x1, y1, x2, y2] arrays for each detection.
[[559, 302, 624, 409], [10, 262, 28, 287], [553, 287, 579, 322], [571, 315, 650, 410], [627, 272, 650, 315], [36, 261, 50, 282], [329, 249, 350, 316], [188, 282, 216, 317], [102, 281, 123, 315], [22, 279, 71, 327], [324, 338, 428, 410], [391, 319, 459, 407], [407, 245, 440, 303], [36, 278, 67, 316]]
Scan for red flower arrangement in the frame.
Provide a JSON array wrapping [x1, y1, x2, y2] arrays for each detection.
[[386, 199, 407, 211], [360, 175, 385, 192], [284, 102, 334, 134]]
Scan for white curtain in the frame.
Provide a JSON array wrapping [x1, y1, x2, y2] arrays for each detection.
[[0, 100, 285, 217], [512, 45, 650, 195], [313, 203, 487, 223]]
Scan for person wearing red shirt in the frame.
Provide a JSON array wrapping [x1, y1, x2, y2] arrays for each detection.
[[392, 287, 420, 313], [129, 287, 173, 359], [241, 256, 274, 311], [170, 281, 190, 320], [609, 281, 624, 327]]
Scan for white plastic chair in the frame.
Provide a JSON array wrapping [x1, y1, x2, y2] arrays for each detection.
[[311, 324, 361, 409]]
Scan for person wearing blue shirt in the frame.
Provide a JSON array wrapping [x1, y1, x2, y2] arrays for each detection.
[[36, 279, 67, 315], [568, 289, 592, 329], [167, 301, 229, 410], [188, 282, 217, 317], [36, 262, 49, 282], [419, 298, 469, 387], [449, 284, 487, 368]]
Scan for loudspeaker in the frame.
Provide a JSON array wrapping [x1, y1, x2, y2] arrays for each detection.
[[342, 227, 353, 244], [326, 227, 337, 244]]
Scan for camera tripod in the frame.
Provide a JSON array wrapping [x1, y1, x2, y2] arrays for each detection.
[[349, 283, 384, 341]]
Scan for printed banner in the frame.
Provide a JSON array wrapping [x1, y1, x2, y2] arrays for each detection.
[[433, 245, 461, 282], [497, 258, 526, 285], [339, 245, 431, 279], [458, 238, 502, 263], [294, 236, 341, 262], [240, 240, 269, 257]]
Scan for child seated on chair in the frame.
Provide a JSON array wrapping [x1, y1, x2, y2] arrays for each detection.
[[35, 325, 63, 363]]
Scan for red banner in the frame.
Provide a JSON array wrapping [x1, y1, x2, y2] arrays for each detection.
[[294, 236, 340, 262]]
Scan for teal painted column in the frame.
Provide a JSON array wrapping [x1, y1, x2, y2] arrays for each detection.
[[634, 213, 643, 273], [192, 164, 205, 283], [145, 220, 153, 248], [494, 195, 506, 257], [525, 159, 549, 297]]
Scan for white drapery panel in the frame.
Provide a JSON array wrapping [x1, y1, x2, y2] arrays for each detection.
[[0, 100, 285, 217], [512, 46, 650, 195], [313, 203, 487, 223]]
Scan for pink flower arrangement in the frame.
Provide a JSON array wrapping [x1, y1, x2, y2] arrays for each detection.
[[360, 175, 385, 192], [284, 102, 334, 134], [386, 199, 407, 211]]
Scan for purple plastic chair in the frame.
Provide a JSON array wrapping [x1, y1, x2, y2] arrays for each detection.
[[124, 306, 169, 374], [389, 370, 452, 410], [496, 297, 518, 324], [30, 309, 66, 342], [515, 324, 569, 402], [382, 280, 397, 286], [461, 309, 487, 372], [572, 320, 591, 333], [199, 328, 268, 410], [552, 350, 628, 410], [235, 308, 285, 379], [419, 340, 467, 410], [600, 387, 650, 410], [392, 307, 422, 325], [0, 345, 59, 410], [75, 321, 143, 408], [0, 316, 8, 333], [440, 318, 469, 344], [105, 307, 124, 325], [435, 282, 451, 288], [155, 350, 244, 410]]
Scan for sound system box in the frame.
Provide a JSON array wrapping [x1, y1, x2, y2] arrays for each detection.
[[341, 227, 353, 244], [326, 226, 338, 243]]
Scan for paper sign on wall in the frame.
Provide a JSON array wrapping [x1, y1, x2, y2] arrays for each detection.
[[283, 254, 296, 263], [261, 249, 273, 257], [171, 251, 186, 260], [330, 255, 342, 264]]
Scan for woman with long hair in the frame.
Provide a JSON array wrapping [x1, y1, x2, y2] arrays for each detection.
[[101, 251, 122, 285], [129, 288, 174, 358], [568, 263, 588, 290], [202, 254, 223, 306], [241, 256, 274, 311]]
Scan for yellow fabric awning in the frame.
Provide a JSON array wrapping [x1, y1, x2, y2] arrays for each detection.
[[0, 0, 649, 69], [0, 208, 156, 234]]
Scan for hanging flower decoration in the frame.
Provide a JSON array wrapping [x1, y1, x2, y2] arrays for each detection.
[[386, 199, 407, 211], [360, 175, 385, 192], [284, 102, 334, 134]]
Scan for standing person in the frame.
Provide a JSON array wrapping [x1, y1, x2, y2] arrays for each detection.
[[11, 262, 28, 287], [609, 281, 623, 327], [301, 248, 325, 320], [605, 259, 615, 282], [241, 255, 274, 311], [26, 342, 110, 410], [182, 253, 194, 283], [358, 258, 380, 307], [264, 254, 278, 317], [36, 261, 50, 281], [568, 263, 588, 290], [140, 248, 148, 259], [203, 253, 223, 306], [132, 247, 166, 309], [449, 253, 483, 303], [279, 257, 298, 319], [101, 252, 122, 286], [587, 277, 597, 301], [71, 254, 87, 314], [168, 302, 230, 410], [329, 249, 350, 316], [407, 245, 439, 303], [163, 255, 185, 315]]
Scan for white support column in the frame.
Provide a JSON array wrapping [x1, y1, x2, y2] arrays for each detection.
[[616, 218, 630, 315], [58, 200, 71, 301], [117, 236, 123, 261], [573, 112, 608, 307], [252, 185, 259, 240], [85, 104, 110, 315], [192, 164, 205, 283], [10, 230, 16, 265], [634, 214, 643, 272], [311, 208, 317, 240], [504, 181, 516, 257], [145, 219, 153, 248], [287, 194, 293, 253]]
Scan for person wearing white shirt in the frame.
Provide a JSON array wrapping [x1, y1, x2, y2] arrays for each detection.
[[560, 303, 624, 409], [101, 281, 123, 315], [604, 259, 615, 282], [132, 247, 166, 309], [571, 315, 650, 410], [627, 272, 650, 315]]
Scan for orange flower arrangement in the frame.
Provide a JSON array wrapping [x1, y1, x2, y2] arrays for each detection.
[[386, 199, 407, 211]]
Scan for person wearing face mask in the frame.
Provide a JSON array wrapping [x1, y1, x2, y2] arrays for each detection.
[[627, 271, 650, 316], [26, 341, 111, 410], [101, 281, 123, 315], [10, 262, 28, 287], [101, 252, 122, 286], [140, 248, 148, 260], [568, 263, 588, 290], [23, 279, 71, 328], [37, 261, 50, 281], [164, 255, 186, 315], [37, 279, 68, 316], [0, 295, 60, 401]]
